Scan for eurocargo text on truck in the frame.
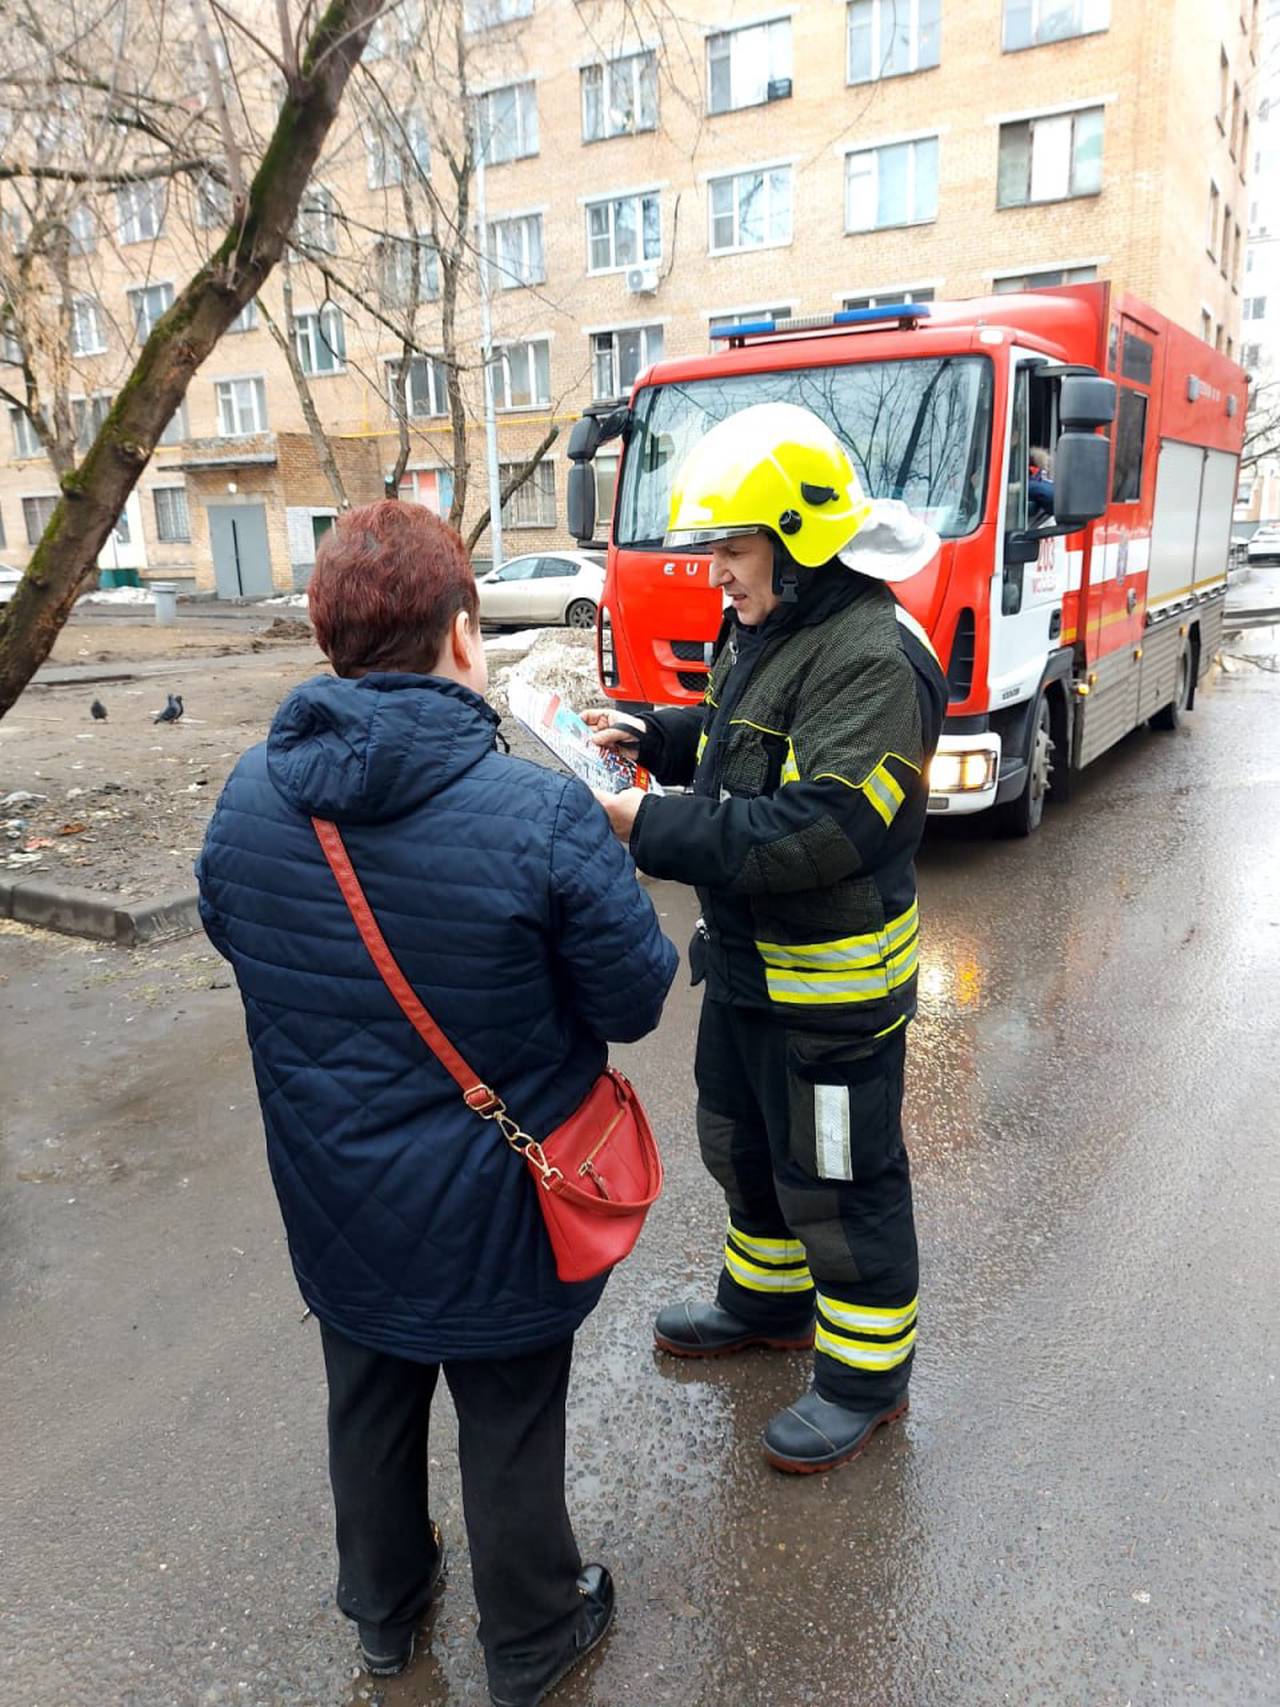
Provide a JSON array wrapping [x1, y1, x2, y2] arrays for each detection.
[[565, 283, 1247, 835]]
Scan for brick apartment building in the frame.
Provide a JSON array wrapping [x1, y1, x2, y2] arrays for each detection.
[[0, 0, 1261, 593]]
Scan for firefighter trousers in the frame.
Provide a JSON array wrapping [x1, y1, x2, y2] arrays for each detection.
[[694, 997, 919, 1406]]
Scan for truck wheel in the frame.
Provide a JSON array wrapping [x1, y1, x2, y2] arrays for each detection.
[[994, 692, 1053, 838], [1150, 641, 1191, 732]]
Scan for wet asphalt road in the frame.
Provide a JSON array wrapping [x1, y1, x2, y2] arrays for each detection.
[[3, 641, 1279, 1707]]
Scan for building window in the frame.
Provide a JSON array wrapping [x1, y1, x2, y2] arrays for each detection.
[[366, 113, 430, 188], [1111, 387, 1147, 502], [848, 0, 940, 84], [846, 137, 939, 231], [464, 0, 533, 26], [709, 165, 793, 253], [1207, 181, 1221, 256], [708, 18, 792, 114], [1222, 206, 1233, 278], [1003, 0, 1109, 51], [10, 408, 41, 458], [70, 297, 106, 357], [0, 507, 5, 548], [487, 214, 545, 289], [1201, 309, 1213, 341], [1232, 83, 1242, 157], [375, 236, 440, 308], [492, 339, 551, 409], [158, 403, 188, 447], [1219, 48, 1230, 129], [1243, 341, 1261, 369], [128, 282, 175, 342], [586, 191, 661, 273], [294, 306, 346, 375], [68, 203, 96, 256], [709, 306, 793, 334], [992, 265, 1098, 292], [72, 393, 112, 453], [843, 288, 936, 309], [215, 377, 267, 436], [228, 300, 258, 334], [153, 486, 191, 543], [388, 355, 449, 419], [997, 107, 1104, 206], [582, 51, 658, 142], [592, 325, 664, 399], [1244, 296, 1267, 319], [117, 180, 166, 244], [476, 81, 539, 165], [195, 173, 231, 229], [500, 461, 555, 529], [23, 494, 58, 544], [296, 186, 337, 254], [1241, 115, 1250, 179]]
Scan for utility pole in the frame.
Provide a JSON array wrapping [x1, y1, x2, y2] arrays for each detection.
[[472, 115, 504, 572]]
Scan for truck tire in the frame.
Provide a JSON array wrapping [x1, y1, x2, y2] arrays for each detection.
[[1150, 639, 1191, 732], [994, 691, 1053, 838]]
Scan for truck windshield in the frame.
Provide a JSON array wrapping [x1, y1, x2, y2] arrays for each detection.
[[615, 355, 993, 548]]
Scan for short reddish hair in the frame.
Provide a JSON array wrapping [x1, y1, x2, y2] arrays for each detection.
[[308, 500, 478, 677]]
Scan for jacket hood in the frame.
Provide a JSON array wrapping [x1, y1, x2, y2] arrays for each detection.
[[267, 672, 499, 824]]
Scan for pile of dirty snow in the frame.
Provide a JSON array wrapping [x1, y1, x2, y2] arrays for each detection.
[[262, 592, 309, 607], [78, 585, 155, 606], [490, 627, 599, 724], [483, 627, 543, 656]]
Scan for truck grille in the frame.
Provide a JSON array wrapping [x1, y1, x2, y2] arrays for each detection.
[[670, 639, 709, 662]]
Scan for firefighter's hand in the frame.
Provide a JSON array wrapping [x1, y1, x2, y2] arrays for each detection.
[[593, 786, 646, 842], [584, 708, 640, 757]]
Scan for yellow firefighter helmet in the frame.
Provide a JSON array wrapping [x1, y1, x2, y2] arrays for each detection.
[[665, 402, 873, 569]]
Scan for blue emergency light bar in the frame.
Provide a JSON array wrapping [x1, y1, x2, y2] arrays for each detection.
[[709, 303, 932, 342]]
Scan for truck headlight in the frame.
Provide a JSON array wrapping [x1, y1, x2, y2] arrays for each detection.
[[929, 750, 997, 793]]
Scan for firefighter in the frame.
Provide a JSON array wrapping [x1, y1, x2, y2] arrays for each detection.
[[589, 402, 946, 1474]]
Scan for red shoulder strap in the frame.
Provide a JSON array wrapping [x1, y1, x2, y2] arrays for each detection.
[[311, 817, 501, 1115]]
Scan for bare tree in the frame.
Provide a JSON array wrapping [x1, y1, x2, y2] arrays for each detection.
[[1242, 377, 1280, 472], [0, 0, 385, 717]]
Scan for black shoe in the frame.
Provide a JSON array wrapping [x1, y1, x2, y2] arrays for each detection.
[[654, 1300, 814, 1358], [488, 1564, 615, 1707], [357, 1521, 447, 1677], [762, 1389, 908, 1474]]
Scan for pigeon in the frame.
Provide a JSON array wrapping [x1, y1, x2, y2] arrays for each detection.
[[90, 699, 108, 721], [153, 693, 184, 725]]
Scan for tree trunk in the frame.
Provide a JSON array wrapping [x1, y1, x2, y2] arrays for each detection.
[[259, 277, 349, 509], [0, 0, 382, 720], [465, 426, 560, 553]]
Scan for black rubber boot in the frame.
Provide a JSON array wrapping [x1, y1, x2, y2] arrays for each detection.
[[487, 1564, 615, 1707], [654, 1300, 814, 1357], [762, 1390, 908, 1474], [357, 1522, 447, 1677]]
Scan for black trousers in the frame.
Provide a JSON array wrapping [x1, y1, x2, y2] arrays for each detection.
[[319, 1321, 584, 1668], [694, 998, 919, 1406]]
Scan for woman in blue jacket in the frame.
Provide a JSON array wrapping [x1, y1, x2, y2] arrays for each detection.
[[197, 501, 677, 1705]]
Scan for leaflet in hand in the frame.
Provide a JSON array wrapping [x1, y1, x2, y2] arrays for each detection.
[[507, 679, 662, 795]]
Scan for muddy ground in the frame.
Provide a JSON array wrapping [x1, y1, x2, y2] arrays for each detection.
[[2, 619, 599, 901]]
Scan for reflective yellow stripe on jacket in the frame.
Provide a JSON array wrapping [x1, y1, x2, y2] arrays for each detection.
[[815, 1292, 918, 1371], [755, 901, 919, 1007]]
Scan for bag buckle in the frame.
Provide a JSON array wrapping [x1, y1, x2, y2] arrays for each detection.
[[465, 1083, 504, 1116]]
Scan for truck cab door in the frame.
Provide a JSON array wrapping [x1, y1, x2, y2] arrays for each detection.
[[988, 355, 1070, 709]]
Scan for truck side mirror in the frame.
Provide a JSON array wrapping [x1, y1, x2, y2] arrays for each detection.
[[1060, 374, 1116, 429], [567, 462, 597, 543], [1053, 431, 1111, 527], [568, 416, 602, 460]]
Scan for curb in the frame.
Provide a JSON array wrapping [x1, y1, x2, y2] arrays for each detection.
[[0, 873, 202, 946]]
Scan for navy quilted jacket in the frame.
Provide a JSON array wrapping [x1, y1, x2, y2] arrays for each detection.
[[197, 672, 678, 1362]]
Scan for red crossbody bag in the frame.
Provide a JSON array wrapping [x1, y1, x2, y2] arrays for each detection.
[[312, 817, 663, 1284]]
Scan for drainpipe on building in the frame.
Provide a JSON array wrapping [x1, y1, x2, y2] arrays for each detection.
[[472, 120, 504, 573]]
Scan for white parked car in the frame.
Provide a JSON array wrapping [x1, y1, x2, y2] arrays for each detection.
[[1246, 524, 1280, 564], [477, 550, 605, 630], [0, 566, 21, 605]]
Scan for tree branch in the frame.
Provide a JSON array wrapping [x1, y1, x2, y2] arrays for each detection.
[[464, 425, 560, 553]]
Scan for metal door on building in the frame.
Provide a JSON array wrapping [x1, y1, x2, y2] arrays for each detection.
[[208, 504, 272, 599]]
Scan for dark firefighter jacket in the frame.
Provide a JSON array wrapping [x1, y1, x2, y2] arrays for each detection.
[[630, 561, 947, 1042]]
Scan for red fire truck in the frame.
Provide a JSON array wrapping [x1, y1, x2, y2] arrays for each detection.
[[565, 283, 1246, 834]]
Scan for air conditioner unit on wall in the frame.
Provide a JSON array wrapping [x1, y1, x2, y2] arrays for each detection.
[[626, 266, 660, 295]]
